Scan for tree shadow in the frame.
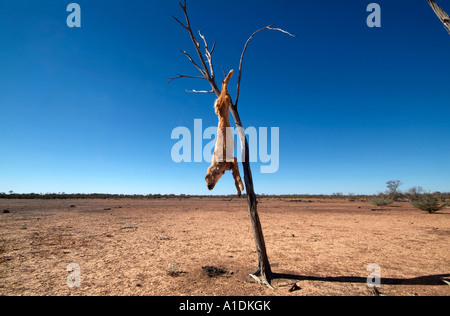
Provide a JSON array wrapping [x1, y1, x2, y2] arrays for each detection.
[[272, 273, 450, 286]]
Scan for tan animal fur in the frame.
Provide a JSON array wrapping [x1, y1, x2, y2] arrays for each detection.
[[205, 70, 244, 197]]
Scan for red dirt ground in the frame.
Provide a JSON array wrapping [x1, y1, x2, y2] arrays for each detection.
[[0, 198, 449, 296]]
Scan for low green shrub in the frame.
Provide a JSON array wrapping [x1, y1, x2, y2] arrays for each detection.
[[370, 195, 393, 206], [411, 194, 446, 214]]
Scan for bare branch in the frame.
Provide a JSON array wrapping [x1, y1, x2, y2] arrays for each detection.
[[167, 74, 206, 87], [172, 16, 187, 30], [210, 41, 216, 55], [180, 50, 205, 76], [266, 26, 297, 37], [198, 30, 216, 80], [221, 67, 227, 78], [186, 89, 215, 94], [173, 0, 220, 95], [235, 25, 297, 109], [427, 0, 450, 35]]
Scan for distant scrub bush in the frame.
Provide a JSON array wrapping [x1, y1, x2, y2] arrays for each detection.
[[411, 193, 446, 214], [370, 194, 393, 207]]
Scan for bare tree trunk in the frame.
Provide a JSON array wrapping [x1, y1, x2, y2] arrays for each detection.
[[229, 107, 273, 285]]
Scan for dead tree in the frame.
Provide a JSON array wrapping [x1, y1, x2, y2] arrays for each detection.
[[169, 0, 295, 286], [427, 0, 450, 34]]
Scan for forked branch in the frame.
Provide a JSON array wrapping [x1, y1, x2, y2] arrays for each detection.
[[172, 0, 220, 95], [170, 1, 296, 106]]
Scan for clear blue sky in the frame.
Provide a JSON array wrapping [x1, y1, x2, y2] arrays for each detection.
[[1, 0, 449, 195]]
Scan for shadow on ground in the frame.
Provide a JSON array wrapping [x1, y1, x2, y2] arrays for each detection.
[[273, 273, 450, 286]]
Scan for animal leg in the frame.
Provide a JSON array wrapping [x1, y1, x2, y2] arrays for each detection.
[[231, 159, 244, 197]]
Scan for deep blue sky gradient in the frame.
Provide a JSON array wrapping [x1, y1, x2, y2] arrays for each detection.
[[1, 0, 449, 195]]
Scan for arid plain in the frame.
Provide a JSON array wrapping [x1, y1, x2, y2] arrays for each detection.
[[1, 198, 449, 296]]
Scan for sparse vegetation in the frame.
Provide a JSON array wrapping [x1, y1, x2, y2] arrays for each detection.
[[405, 186, 425, 202], [370, 194, 394, 207], [411, 193, 446, 214], [1, 191, 449, 203], [386, 180, 403, 201], [0, 192, 192, 200], [165, 261, 184, 277]]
